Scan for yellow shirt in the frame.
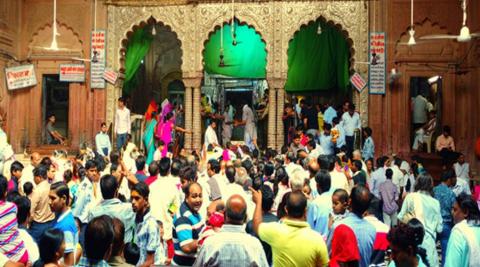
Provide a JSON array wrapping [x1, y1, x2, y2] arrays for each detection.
[[258, 219, 329, 267]]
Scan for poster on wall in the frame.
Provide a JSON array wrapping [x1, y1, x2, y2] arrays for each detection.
[[91, 30, 106, 89], [5, 64, 37, 90], [60, 64, 85, 82], [103, 68, 118, 85], [368, 32, 386, 95], [350, 72, 367, 92]]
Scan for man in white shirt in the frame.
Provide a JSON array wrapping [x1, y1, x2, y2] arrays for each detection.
[[284, 152, 302, 179], [19, 152, 41, 195], [454, 153, 470, 184], [95, 122, 112, 158], [204, 121, 219, 148], [389, 158, 405, 193], [235, 102, 257, 151], [412, 93, 428, 130], [114, 97, 131, 150], [451, 175, 471, 197], [149, 158, 180, 252], [341, 104, 361, 157], [306, 140, 324, 161]]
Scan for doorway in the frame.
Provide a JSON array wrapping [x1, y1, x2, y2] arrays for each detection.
[[42, 75, 69, 143]]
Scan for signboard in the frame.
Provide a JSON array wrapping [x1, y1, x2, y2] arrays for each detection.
[[60, 64, 85, 82], [90, 30, 106, 89], [368, 32, 386, 94], [5, 64, 37, 90], [103, 68, 118, 84], [350, 72, 367, 92]]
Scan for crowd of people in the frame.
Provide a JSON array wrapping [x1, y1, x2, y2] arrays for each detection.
[[0, 97, 479, 267]]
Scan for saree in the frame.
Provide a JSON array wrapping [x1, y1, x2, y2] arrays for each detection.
[[143, 118, 157, 165]]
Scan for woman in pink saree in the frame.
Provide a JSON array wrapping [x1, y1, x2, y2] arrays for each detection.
[[156, 111, 189, 158]]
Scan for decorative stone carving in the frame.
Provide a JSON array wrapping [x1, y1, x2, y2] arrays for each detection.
[[27, 21, 85, 58], [105, 0, 370, 134]]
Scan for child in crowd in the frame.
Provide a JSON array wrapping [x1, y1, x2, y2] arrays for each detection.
[[23, 182, 34, 199], [303, 183, 312, 200], [153, 140, 165, 161], [8, 161, 23, 192], [124, 242, 140, 266], [329, 189, 349, 229], [379, 169, 399, 227], [198, 212, 225, 246]]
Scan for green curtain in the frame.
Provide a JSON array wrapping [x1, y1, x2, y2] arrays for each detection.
[[203, 21, 267, 78], [123, 28, 153, 94], [285, 21, 350, 93]]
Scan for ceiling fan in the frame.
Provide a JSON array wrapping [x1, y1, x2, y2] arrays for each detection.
[[397, 0, 417, 46], [30, 0, 70, 51], [420, 0, 480, 42]]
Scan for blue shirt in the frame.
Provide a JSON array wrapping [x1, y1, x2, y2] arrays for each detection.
[[135, 210, 163, 266], [433, 183, 456, 225], [54, 210, 78, 254], [328, 213, 376, 267], [444, 221, 480, 267], [72, 178, 96, 223], [371, 167, 386, 198], [76, 257, 110, 267], [323, 107, 337, 125], [173, 202, 204, 266], [362, 136, 375, 160], [88, 198, 135, 243], [307, 192, 332, 239], [319, 134, 334, 155]]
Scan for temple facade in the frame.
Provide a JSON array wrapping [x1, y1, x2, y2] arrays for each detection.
[[0, 0, 479, 169]]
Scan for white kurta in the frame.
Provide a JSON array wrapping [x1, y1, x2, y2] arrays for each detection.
[[204, 125, 219, 147], [222, 108, 233, 145], [242, 105, 257, 150]]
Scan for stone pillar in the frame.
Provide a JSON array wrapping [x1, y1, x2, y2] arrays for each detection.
[[183, 77, 202, 152], [275, 80, 286, 151], [184, 86, 193, 151], [267, 87, 277, 149], [192, 86, 202, 151]]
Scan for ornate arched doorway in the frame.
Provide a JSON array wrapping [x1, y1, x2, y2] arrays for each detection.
[[201, 19, 269, 149], [286, 17, 354, 110], [119, 18, 183, 115]]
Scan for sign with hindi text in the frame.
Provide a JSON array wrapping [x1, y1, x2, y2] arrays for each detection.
[[5, 64, 37, 90], [90, 30, 106, 89], [368, 32, 386, 94], [60, 64, 85, 82], [103, 68, 118, 85]]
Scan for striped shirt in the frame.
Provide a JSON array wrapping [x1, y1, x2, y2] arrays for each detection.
[[172, 202, 204, 266], [0, 201, 27, 261], [134, 210, 164, 266]]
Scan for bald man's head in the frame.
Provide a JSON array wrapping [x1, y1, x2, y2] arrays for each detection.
[[308, 160, 320, 177], [31, 152, 41, 166], [225, 194, 247, 225], [286, 191, 307, 219]]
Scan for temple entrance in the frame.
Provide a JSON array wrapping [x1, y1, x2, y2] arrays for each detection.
[[202, 20, 268, 149], [42, 74, 69, 143], [286, 17, 353, 127], [122, 19, 183, 115]]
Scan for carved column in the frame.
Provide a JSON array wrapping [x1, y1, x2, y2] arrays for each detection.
[[183, 86, 193, 151], [183, 77, 202, 152], [275, 80, 286, 151], [267, 86, 277, 149]]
